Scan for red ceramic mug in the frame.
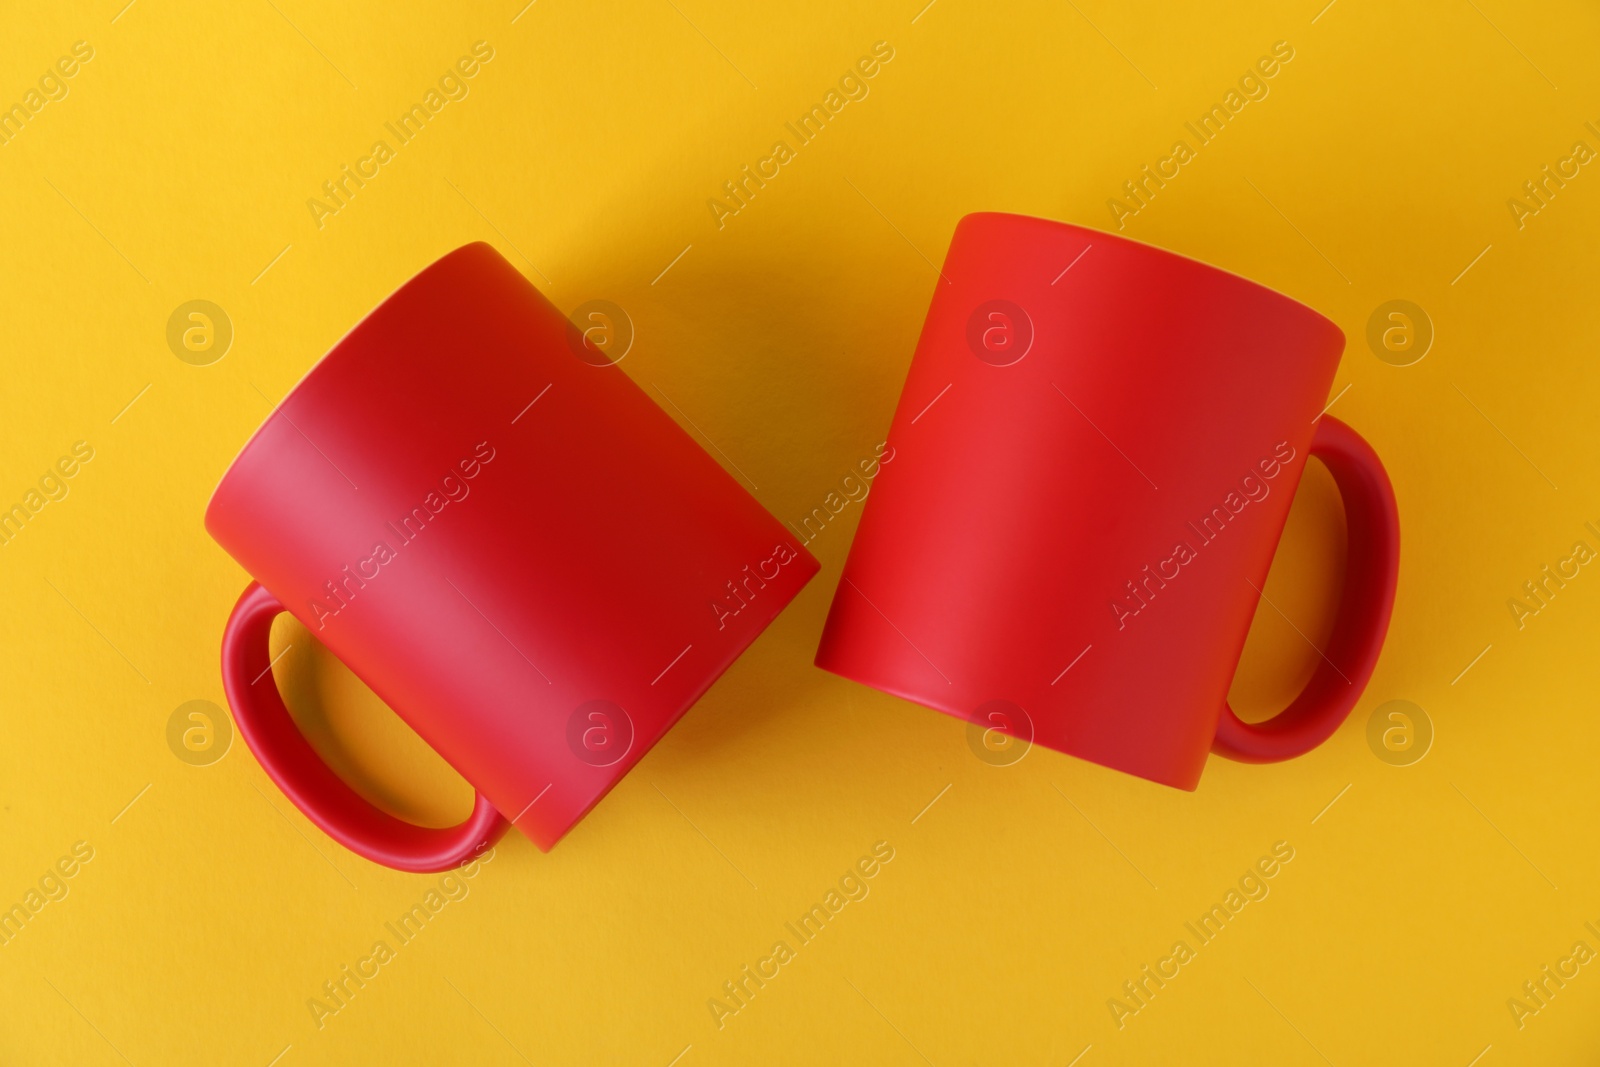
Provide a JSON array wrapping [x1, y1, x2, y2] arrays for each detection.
[[815, 212, 1399, 789], [207, 243, 817, 871]]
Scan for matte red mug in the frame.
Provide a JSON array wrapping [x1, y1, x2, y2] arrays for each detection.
[[208, 243, 817, 871], [815, 212, 1399, 789]]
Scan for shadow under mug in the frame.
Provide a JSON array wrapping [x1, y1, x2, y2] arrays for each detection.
[[207, 243, 817, 871], [815, 212, 1400, 789]]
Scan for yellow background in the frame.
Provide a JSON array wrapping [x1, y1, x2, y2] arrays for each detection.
[[2, 0, 1598, 1062]]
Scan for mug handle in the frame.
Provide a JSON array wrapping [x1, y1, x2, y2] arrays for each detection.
[[1212, 415, 1399, 763], [221, 581, 508, 872]]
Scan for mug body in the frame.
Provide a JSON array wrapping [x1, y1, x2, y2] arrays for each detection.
[[208, 243, 817, 848], [814, 213, 1344, 789]]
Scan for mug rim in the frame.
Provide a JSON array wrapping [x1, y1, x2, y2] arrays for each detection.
[[955, 211, 1346, 344], [204, 241, 497, 528]]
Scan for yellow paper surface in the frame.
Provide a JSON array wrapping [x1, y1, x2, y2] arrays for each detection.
[[2, 1, 1598, 1063]]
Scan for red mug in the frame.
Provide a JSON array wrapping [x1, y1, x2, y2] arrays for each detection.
[[815, 212, 1398, 789], [207, 243, 817, 871]]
